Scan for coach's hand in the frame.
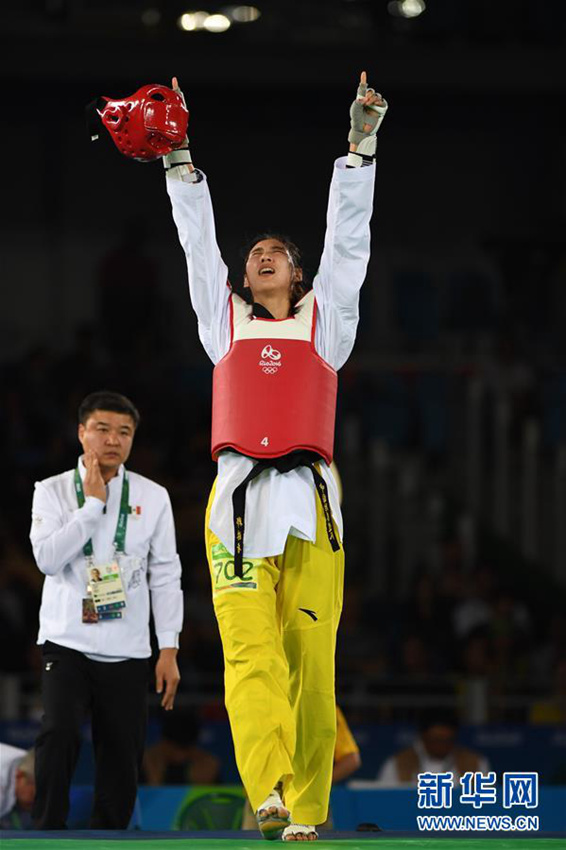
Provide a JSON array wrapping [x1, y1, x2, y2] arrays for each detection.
[[156, 648, 181, 711], [83, 450, 106, 503]]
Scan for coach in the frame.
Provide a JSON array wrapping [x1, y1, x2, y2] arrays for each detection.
[[30, 391, 183, 829]]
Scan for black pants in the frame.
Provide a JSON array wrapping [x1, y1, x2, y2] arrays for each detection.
[[32, 641, 149, 829]]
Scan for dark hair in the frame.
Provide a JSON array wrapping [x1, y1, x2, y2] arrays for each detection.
[[78, 391, 140, 428], [418, 707, 459, 734], [238, 232, 309, 311]]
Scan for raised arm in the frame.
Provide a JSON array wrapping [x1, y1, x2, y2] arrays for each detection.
[[163, 78, 231, 364], [313, 72, 387, 370]]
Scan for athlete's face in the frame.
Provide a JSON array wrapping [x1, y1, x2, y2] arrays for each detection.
[[244, 239, 302, 302]]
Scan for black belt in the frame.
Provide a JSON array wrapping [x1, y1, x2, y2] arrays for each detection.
[[231, 450, 340, 578]]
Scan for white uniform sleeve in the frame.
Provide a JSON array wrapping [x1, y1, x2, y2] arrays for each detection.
[[376, 755, 404, 786], [166, 173, 231, 363], [30, 482, 104, 576], [147, 489, 184, 650], [313, 157, 376, 370]]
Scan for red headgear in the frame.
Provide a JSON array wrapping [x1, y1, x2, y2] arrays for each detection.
[[88, 84, 189, 162]]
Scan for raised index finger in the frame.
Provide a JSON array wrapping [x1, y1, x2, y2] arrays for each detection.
[[172, 76, 179, 90], [360, 70, 367, 86]]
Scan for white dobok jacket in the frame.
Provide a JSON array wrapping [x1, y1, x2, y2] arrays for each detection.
[[167, 157, 376, 558]]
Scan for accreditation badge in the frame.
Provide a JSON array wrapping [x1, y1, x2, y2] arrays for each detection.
[[86, 562, 127, 621], [82, 597, 99, 624]]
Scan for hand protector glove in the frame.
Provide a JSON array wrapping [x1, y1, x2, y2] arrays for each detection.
[[347, 78, 388, 167], [162, 80, 199, 182]]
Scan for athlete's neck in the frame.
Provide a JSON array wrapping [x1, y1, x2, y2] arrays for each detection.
[[253, 293, 291, 320]]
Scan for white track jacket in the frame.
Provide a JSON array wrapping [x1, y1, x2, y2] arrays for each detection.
[[30, 458, 183, 659]]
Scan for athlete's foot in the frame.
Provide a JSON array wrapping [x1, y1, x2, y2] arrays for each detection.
[[256, 787, 291, 841], [282, 824, 318, 841]]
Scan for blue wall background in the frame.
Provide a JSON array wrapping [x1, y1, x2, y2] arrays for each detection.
[[64, 785, 566, 832], [2, 720, 564, 785]]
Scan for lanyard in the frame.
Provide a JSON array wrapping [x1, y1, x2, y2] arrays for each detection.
[[74, 466, 130, 559]]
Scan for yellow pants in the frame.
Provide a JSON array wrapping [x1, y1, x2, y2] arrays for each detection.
[[204, 480, 344, 826]]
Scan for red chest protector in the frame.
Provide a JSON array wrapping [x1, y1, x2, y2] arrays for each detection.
[[211, 291, 337, 463]]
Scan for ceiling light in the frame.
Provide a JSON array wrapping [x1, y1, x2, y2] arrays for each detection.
[[203, 13, 231, 31], [388, 0, 426, 19], [178, 11, 209, 31], [229, 5, 261, 23]]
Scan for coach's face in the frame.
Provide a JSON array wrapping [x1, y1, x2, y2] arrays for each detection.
[[78, 409, 135, 474]]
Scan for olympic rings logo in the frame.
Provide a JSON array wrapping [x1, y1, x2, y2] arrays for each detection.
[[262, 366, 278, 375], [261, 344, 281, 361]]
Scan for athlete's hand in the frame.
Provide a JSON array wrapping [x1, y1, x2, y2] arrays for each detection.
[[83, 450, 106, 503], [163, 76, 195, 174], [155, 648, 181, 711], [348, 71, 388, 156], [171, 76, 190, 148]]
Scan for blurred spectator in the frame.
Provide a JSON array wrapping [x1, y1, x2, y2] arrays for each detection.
[[452, 568, 495, 640], [482, 333, 534, 421], [0, 746, 35, 829], [530, 613, 566, 687], [529, 658, 566, 725], [332, 706, 362, 784], [491, 589, 531, 643], [336, 585, 378, 676], [377, 709, 490, 786], [459, 629, 493, 678], [180, 559, 224, 677], [0, 537, 42, 673], [320, 705, 362, 831], [143, 710, 220, 785], [400, 635, 433, 681], [404, 572, 453, 664], [489, 588, 532, 685]]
